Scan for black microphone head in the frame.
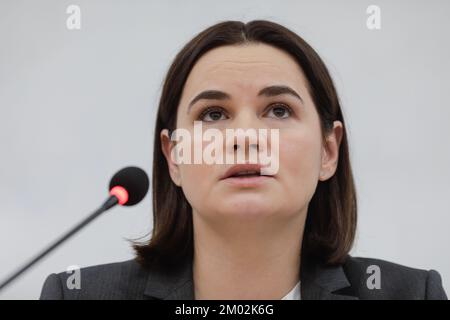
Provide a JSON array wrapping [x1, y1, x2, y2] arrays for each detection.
[[109, 166, 149, 206]]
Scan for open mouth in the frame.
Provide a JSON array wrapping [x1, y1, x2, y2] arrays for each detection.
[[221, 164, 264, 180], [220, 164, 274, 187], [229, 170, 261, 178]]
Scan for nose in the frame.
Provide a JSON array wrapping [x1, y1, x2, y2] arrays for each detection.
[[225, 109, 268, 163], [233, 139, 259, 158]]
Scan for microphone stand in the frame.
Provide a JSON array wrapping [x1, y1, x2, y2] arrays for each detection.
[[0, 195, 118, 292]]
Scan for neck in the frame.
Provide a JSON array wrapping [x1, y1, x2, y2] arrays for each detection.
[[192, 208, 307, 300]]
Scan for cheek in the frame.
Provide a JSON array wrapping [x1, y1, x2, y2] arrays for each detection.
[[178, 163, 216, 206], [278, 129, 322, 197]]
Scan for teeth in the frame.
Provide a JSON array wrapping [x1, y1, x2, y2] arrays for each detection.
[[234, 170, 259, 177]]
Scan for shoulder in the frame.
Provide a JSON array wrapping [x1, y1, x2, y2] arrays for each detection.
[[341, 256, 447, 300], [39, 259, 150, 300]]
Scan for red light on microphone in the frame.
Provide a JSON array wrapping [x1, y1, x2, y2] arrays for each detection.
[[109, 186, 129, 205]]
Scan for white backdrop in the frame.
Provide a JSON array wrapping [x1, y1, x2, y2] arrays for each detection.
[[1, 0, 449, 299]]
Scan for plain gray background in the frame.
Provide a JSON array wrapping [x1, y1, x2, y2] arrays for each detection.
[[1, 0, 449, 299]]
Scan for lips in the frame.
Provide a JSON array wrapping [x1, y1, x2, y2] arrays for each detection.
[[220, 164, 274, 188], [221, 164, 271, 180]]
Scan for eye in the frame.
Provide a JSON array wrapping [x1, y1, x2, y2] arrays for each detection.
[[198, 106, 228, 122], [265, 103, 292, 119]]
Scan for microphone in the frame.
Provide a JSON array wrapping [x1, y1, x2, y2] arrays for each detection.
[[0, 166, 149, 292]]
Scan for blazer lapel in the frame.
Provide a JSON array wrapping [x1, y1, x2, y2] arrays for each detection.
[[143, 258, 195, 300], [143, 255, 357, 300], [300, 256, 358, 300]]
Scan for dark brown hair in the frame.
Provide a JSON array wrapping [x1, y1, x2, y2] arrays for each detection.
[[134, 20, 357, 269]]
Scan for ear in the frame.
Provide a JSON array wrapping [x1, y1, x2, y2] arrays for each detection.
[[161, 129, 182, 186], [319, 121, 344, 181]]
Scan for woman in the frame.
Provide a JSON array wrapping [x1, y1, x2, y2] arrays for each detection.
[[40, 20, 447, 300]]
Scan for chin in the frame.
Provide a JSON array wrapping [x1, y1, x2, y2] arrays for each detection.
[[217, 197, 278, 217]]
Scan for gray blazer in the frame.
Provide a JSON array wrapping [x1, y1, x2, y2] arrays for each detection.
[[39, 255, 448, 300]]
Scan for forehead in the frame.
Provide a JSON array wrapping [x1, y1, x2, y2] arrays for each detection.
[[181, 43, 308, 98]]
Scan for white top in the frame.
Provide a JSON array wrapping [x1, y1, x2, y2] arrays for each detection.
[[281, 281, 301, 300]]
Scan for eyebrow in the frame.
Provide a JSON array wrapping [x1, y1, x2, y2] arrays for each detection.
[[187, 85, 304, 113]]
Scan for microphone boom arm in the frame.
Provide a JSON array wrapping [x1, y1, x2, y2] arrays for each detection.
[[0, 195, 119, 292]]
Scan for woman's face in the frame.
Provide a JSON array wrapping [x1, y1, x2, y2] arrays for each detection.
[[162, 43, 342, 222]]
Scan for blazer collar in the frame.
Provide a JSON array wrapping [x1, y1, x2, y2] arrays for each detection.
[[299, 256, 358, 300], [143, 255, 357, 300], [143, 258, 195, 300]]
